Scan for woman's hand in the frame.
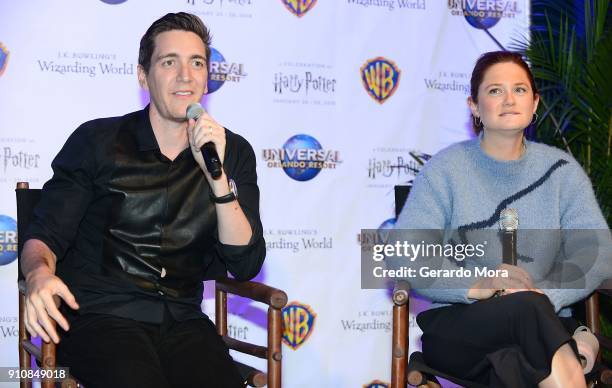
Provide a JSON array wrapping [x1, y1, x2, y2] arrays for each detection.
[[467, 263, 540, 300]]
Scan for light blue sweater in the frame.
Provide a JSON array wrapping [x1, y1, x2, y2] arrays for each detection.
[[394, 137, 611, 313]]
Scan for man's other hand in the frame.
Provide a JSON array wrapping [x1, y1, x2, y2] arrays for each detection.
[[24, 267, 79, 343]]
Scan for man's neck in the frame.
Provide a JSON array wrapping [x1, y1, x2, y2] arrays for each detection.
[[149, 108, 189, 161]]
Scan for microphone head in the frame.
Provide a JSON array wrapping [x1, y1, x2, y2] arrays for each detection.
[[500, 208, 519, 231], [186, 103, 205, 120]]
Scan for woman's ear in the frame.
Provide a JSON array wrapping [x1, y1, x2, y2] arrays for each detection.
[[532, 93, 540, 114], [467, 96, 479, 118]]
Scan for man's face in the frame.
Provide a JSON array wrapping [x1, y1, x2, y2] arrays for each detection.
[[138, 30, 209, 123]]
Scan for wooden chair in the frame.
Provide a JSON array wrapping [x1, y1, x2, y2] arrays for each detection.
[[390, 185, 612, 388], [16, 182, 287, 388]]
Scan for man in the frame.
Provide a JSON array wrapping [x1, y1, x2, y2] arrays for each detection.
[[21, 12, 264, 388]]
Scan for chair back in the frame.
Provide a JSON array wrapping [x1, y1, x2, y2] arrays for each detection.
[[394, 185, 410, 219], [15, 184, 42, 282]]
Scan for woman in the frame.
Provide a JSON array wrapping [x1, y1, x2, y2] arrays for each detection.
[[395, 51, 611, 387]]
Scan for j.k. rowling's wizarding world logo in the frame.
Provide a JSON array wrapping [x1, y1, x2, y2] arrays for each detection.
[[282, 301, 316, 350], [282, 0, 317, 17], [360, 57, 401, 104]]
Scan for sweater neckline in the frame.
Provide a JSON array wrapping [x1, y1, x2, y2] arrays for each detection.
[[474, 134, 531, 166], [466, 135, 532, 178]]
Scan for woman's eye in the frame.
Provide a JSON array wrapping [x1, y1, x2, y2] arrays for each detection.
[[488, 88, 502, 95], [515, 86, 527, 93]]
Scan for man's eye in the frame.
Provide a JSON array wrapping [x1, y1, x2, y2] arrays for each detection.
[[193, 60, 205, 68], [162, 59, 174, 67]]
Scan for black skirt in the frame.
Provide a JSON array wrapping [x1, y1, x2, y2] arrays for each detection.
[[416, 291, 580, 388]]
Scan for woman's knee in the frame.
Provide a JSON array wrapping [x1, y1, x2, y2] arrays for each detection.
[[504, 291, 553, 316]]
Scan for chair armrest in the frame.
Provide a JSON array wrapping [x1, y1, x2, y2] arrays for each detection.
[[599, 278, 612, 298], [234, 360, 267, 388], [393, 280, 410, 306], [21, 339, 42, 361], [216, 278, 288, 309], [223, 336, 268, 359], [594, 333, 612, 351]]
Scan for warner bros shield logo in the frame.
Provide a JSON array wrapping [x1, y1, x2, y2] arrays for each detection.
[[282, 0, 317, 17], [364, 380, 390, 388], [360, 57, 401, 104], [282, 301, 316, 350]]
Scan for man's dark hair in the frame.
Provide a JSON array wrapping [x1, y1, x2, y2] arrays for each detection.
[[138, 12, 212, 74]]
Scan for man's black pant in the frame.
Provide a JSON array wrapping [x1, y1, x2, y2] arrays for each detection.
[[57, 305, 244, 388]]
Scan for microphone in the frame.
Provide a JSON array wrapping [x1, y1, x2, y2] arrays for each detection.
[[186, 103, 223, 179], [499, 208, 518, 265]]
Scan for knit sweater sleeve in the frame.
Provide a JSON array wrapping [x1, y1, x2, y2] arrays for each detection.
[[391, 165, 474, 304], [536, 159, 612, 312]]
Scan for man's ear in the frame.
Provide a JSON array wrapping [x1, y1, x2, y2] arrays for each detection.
[[137, 65, 148, 90], [203, 69, 208, 95], [467, 96, 479, 118]]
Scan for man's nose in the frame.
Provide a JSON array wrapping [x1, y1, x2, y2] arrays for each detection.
[[177, 63, 192, 82]]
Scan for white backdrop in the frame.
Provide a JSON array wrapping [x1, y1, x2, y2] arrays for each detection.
[[0, 1, 529, 386]]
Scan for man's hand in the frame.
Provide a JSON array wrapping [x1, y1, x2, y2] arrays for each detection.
[[468, 263, 542, 300], [24, 267, 79, 343], [187, 112, 226, 183]]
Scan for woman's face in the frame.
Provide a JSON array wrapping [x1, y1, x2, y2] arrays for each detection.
[[468, 62, 539, 136]]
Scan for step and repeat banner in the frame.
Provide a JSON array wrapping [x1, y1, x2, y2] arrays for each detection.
[[0, 1, 529, 386]]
